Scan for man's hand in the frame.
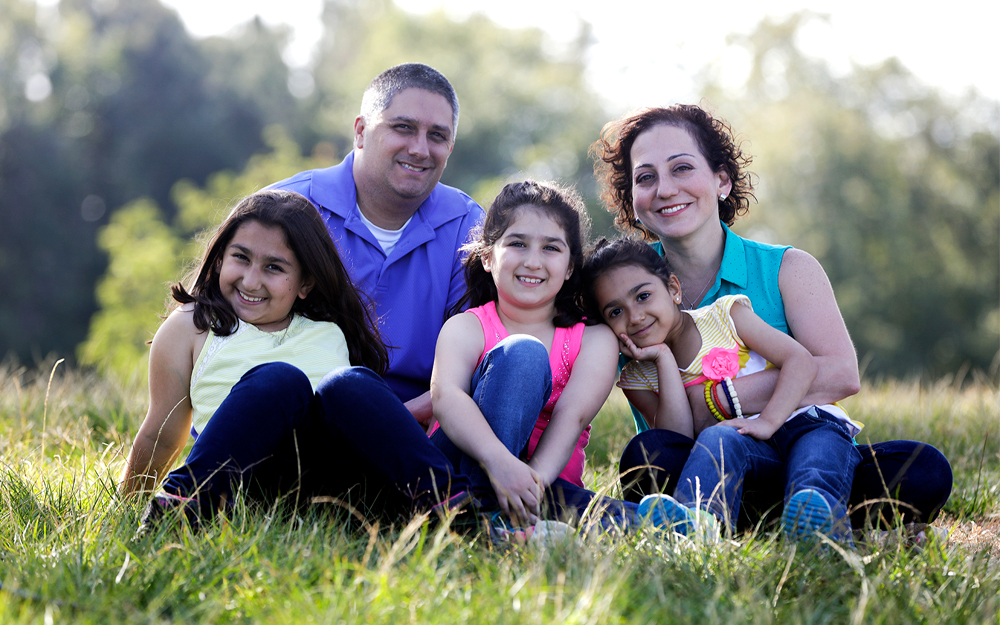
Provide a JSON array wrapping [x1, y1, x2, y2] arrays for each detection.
[[404, 391, 434, 430]]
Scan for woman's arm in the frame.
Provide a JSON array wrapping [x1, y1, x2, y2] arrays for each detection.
[[528, 323, 619, 485], [430, 313, 543, 522], [715, 303, 817, 440], [619, 335, 694, 436], [119, 309, 199, 497], [689, 249, 860, 430]]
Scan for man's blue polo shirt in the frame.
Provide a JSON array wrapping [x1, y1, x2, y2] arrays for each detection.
[[269, 152, 484, 401], [627, 222, 791, 432]]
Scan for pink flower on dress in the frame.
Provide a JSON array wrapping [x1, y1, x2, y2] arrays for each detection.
[[702, 347, 740, 380]]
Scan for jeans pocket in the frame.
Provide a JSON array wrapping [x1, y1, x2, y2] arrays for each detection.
[[798, 407, 852, 438]]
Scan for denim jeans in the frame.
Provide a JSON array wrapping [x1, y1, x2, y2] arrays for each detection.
[[671, 408, 860, 537], [431, 335, 640, 529], [161, 363, 471, 518], [619, 414, 952, 530]]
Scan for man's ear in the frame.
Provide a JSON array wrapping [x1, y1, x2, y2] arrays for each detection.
[[353, 116, 366, 150]]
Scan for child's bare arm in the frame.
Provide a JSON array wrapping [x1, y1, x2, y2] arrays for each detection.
[[619, 334, 693, 436], [718, 303, 818, 440], [530, 324, 618, 484], [431, 313, 543, 523], [120, 310, 197, 497]]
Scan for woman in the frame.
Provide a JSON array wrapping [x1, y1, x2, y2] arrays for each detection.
[[592, 105, 951, 531]]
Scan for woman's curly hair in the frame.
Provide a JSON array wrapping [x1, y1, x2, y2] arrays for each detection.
[[590, 104, 756, 241]]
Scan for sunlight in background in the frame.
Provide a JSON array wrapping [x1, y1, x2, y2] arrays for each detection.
[[152, 0, 999, 112]]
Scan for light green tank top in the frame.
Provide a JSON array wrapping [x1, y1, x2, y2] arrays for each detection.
[[190, 315, 351, 435]]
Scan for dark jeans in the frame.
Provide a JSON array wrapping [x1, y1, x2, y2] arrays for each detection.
[[430, 335, 639, 529], [673, 408, 860, 538], [620, 425, 952, 531], [161, 363, 470, 519]]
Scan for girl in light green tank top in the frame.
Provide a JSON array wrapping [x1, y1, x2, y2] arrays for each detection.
[[121, 189, 388, 497]]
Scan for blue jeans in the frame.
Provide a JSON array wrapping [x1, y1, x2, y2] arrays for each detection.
[[620, 416, 952, 530], [431, 335, 639, 529], [672, 408, 860, 537], [161, 363, 471, 518]]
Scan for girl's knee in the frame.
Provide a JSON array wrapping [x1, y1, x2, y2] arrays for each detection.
[[316, 366, 385, 402], [238, 362, 312, 399], [489, 335, 549, 370], [692, 426, 746, 459]]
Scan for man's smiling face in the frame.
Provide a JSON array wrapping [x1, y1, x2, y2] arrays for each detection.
[[353, 87, 455, 206]]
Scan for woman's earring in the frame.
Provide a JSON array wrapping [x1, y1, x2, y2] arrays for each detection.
[[719, 193, 727, 201]]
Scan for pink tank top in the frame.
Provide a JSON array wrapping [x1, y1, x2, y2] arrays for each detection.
[[468, 301, 590, 486]]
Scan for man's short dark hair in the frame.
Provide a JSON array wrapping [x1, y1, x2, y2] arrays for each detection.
[[360, 63, 460, 135]]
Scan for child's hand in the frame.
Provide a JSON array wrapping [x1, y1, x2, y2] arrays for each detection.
[[717, 417, 780, 440], [619, 334, 672, 362], [485, 454, 543, 525]]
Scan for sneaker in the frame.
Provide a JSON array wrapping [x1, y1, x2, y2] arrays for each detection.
[[638, 494, 721, 542], [486, 515, 576, 546], [136, 491, 200, 536], [781, 489, 834, 542]]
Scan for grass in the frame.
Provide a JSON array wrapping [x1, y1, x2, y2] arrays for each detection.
[[0, 358, 997, 623]]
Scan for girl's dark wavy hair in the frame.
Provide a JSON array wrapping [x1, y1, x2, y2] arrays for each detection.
[[590, 104, 756, 242], [581, 238, 676, 321], [171, 189, 390, 374], [451, 180, 594, 327]]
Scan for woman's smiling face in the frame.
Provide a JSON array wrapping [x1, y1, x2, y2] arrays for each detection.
[[629, 124, 731, 242]]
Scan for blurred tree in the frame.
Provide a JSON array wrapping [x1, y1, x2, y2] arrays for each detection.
[[700, 13, 999, 378], [0, 0, 301, 365], [79, 127, 333, 379]]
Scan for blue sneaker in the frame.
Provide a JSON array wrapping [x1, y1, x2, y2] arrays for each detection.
[[781, 489, 834, 542], [638, 494, 721, 541]]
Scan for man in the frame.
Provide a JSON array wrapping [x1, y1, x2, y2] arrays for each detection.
[[269, 63, 483, 425]]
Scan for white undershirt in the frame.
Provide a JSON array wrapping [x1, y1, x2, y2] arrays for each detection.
[[357, 204, 411, 256]]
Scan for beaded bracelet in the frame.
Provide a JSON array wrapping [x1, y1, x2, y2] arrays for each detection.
[[710, 379, 731, 419], [703, 381, 726, 422], [719, 378, 736, 418], [723, 377, 743, 419]]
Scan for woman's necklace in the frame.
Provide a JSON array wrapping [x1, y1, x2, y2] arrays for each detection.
[[681, 277, 714, 310]]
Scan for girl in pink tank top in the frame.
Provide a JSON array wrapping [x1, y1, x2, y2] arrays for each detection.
[[430, 181, 621, 526]]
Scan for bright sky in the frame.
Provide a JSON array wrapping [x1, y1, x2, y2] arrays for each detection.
[[155, 0, 998, 112]]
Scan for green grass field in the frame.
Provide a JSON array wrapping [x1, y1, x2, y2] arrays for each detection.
[[1, 359, 997, 623]]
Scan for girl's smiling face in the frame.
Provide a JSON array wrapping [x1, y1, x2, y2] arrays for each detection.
[[483, 206, 573, 314], [592, 264, 684, 348], [218, 220, 313, 332]]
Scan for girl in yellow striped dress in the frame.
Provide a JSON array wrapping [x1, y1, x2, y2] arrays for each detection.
[[584, 238, 861, 543]]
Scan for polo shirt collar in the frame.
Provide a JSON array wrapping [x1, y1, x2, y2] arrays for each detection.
[[308, 150, 469, 230], [717, 222, 747, 291]]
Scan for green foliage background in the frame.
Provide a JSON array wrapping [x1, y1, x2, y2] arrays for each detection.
[[0, 0, 996, 380]]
